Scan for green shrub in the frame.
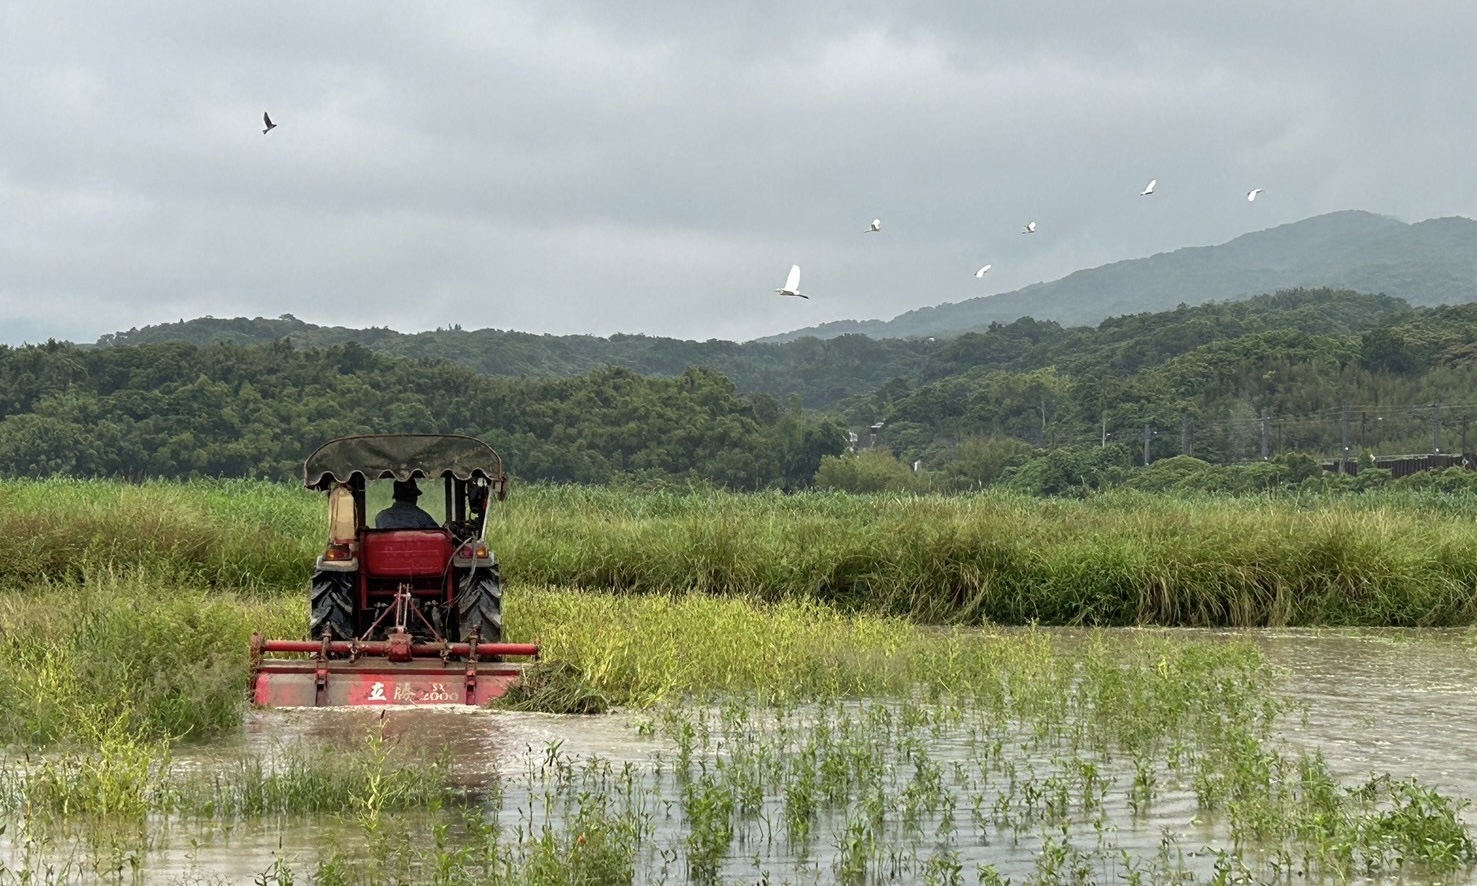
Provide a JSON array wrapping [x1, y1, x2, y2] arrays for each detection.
[[813, 449, 922, 493]]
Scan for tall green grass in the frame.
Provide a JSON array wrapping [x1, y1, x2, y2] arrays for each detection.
[[507, 587, 1084, 707], [0, 577, 1258, 743], [0, 572, 299, 744], [499, 486, 1477, 626], [0, 477, 317, 590], [6, 478, 1477, 625]]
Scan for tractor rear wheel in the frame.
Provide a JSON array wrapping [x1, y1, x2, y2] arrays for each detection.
[[309, 571, 356, 641], [458, 566, 503, 645]]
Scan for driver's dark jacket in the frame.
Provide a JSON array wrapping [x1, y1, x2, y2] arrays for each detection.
[[374, 500, 439, 529]]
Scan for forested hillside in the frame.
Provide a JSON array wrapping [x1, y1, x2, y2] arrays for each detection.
[[0, 341, 841, 487], [94, 316, 935, 409], [839, 291, 1477, 490], [16, 287, 1477, 492], [765, 211, 1477, 342]]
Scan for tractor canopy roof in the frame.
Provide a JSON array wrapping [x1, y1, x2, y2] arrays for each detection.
[[303, 434, 506, 490]]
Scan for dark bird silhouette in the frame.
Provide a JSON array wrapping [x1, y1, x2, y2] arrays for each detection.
[[263, 112, 277, 135]]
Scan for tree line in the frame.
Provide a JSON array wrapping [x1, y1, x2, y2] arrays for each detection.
[[94, 314, 938, 409], [0, 340, 842, 488], [18, 287, 1477, 492]]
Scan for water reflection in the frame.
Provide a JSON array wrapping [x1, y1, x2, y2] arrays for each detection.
[[240, 705, 668, 789], [1252, 628, 1477, 799]]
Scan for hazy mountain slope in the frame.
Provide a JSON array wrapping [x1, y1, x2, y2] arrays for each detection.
[[762, 211, 1477, 342], [79, 289, 1411, 418], [92, 316, 937, 408]]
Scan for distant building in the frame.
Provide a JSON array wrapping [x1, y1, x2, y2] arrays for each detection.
[[1320, 452, 1475, 478]]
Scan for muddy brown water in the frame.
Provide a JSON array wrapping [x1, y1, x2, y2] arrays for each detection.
[[7, 629, 1477, 884], [1266, 629, 1477, 798]]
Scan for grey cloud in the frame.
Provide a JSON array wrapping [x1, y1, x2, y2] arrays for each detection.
[[3, 2, 1476, 345]]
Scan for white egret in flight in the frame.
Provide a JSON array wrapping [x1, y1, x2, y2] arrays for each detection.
[[775, 265, 807, 299]]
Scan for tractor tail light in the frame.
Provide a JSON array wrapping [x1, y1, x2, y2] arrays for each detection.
[[323, 543, 354, 562]]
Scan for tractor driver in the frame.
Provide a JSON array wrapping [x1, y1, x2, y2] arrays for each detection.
[[374, 478, 440, 530]]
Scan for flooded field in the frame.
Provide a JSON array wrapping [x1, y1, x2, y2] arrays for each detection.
[[4, 628, 1476, 885], [1267, 630, 1477, 798]]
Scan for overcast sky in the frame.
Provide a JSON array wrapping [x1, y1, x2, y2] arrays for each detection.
[[3, 2, 1475, 346]]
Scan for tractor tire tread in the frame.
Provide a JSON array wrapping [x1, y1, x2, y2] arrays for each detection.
[[458, 567, 503, 645], [309, 572, 355, 641]]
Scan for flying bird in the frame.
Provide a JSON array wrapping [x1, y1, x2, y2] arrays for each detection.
[[1140, 179, 1156, 196], [775, 264, 807, 299], [262, 112, 277, 135], [974, 264, 992, 278], [865, 218, 881, 233], [1023, 221, 1037, 234], [1247, 188, 1264, 202]]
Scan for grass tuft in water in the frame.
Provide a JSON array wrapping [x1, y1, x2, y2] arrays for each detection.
[[1, 721, 456, 829], [492, 661, 613, 715]]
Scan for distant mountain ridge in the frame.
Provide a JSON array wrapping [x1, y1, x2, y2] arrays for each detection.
[[90, 314, 939, 409], [759, 211, 1477, 342], [70, 210, 1477, 409]]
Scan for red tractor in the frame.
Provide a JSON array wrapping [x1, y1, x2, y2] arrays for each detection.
[[250, 434, 539, 707]]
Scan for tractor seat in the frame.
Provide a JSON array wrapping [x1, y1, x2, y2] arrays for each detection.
[[361, 529, 454, 578]]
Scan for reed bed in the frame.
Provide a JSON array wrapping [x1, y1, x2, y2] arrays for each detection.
[[0, 578, 1132, 740], [510, 587, 1094, 708], [6, 478, 1477, 626], [0, 477, 318, 591], [500, 487, 1477, 627], [3, 479, 1476, 881], [0, 572, 300, 744]]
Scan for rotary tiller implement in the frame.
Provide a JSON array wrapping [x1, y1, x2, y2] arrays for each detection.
[[251, 586, 539, 707]]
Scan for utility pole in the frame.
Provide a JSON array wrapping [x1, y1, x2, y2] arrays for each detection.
[[1100, 411, 1108, 448], [1341, 401, 1351, 467], [1260, 408, 1269, 460], [1432, 401, 1442, 453], [1361, 411, 1368, 450], [1143, 423, 1152, 466], [1181, 411, 1191, 456]]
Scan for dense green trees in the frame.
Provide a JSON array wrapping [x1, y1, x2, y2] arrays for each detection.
[[0, 341, 843, 487], [94, 315, 938, 409], [841, 290, 1477, 485], [18, 286, 1477, 492]]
